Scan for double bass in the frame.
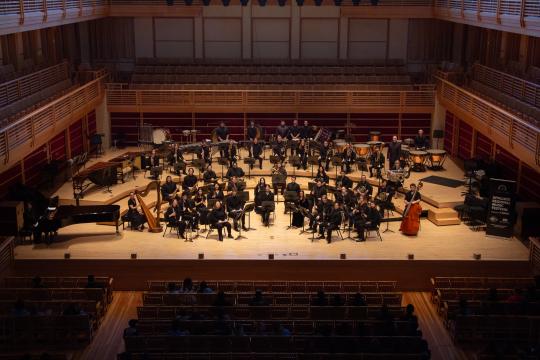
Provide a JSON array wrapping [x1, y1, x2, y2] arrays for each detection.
[[399, 181, 423, 236]]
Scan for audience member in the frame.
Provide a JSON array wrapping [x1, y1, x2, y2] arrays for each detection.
[[249, 290, 270, 306], [213, 291, 232, 307], [31, 276, 46, 288], [167, 282, 180, 293], [11, 299, 30, 317], [123, 319, 138, 337], [181, 277, 194, 293], [312, 291, 328, 306], [507, 288, 526, 303], [330, 294, 345, 306], [168, 319, 190, 336], [350, 292, 367, 306], [198, 281, 213, 293]]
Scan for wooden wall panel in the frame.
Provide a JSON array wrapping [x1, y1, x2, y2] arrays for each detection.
[[248, 113, 296, 140], [443, 111, 454, 155], [23, 145, 48, 187], [110, 112, 140, 146], [349, 113, 397, 143], [401, 113, 431, 141], [48, 131, 66, 163], [195, 113, 244, 141], [69, 118, 84, 157], [475, 131, 493, 162], [519, 164, 540, 203], [494, 145, 519, 182], [0, 163, 22, 199], [142, 112, 193, 142], [457, 119, 473, 160]]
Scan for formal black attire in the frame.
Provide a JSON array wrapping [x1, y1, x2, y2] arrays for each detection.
[[226, 194, 245, 230], [300, 126, 312, 139], [127, 198, 145, 228], [322, 208, 343, 243], [311, 184, 327, 201], [208, 207, 231, 241], [292, 196, 311, 228], [342, 148, 356, 173], [286, 182, 300, 194], [315, 170, 329, 185], [148, 155, 161, 179], [161, 181, 177, 201], [164, 205, 186, 238], [216, 126, 229, 157], [288, 126, 301, 155], [355, 206, 381, 241], [369, 152, 385, 178], [405, 190, 421, 203], [276, 125, 289, 139], [182, 174, 198, 192], [226, 166, 244, 179], [272, 140, 286, 163], [336, 175, 353, 189], [319, 145, 331, 171], [207, 189, 224, 202], [414, 135, 429, 150], [296, 143, 308, 169], [271, 167, 287, 195], [198, 146, 211, 167], [249, 142, 263, 169], [247, 125, 258, 141], [355, 181, 373, 197], [203, 169, 218, 183], [387, 141, 402, 167], [256, 191, 274, 226]]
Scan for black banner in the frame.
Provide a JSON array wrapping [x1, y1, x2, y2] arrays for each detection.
[[486, 178, 516, 238]]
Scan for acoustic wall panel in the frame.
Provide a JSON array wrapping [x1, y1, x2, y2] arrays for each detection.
[[443, 111, 455, 155], [475, 131, 493, 162], [69, 118, 84, 157], [154, 18, 194, 59], [495, 145, 519, 182], [457, 119, 473, 160], [204, 18, 242, 59], [0, 164, 22, 199], [23, 145, 48, 187], [348, 19, 388, 60], [49, 131, 66, 163], [519, 164, 540, 203], [252, 18, 290, 59], [110, 112, 140, 146], [300, 19, 338, 60], [401, 113, 432, 141]]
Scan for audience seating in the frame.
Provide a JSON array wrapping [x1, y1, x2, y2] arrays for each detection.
[[147, 280, 397, 293], [121, 354, 428, 360], [449, 315, 540, 344]]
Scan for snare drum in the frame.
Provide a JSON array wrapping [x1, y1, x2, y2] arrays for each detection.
[[409, 150, 427, 172], [353, 143, 370, 157], [152, 128, 170, 145], [427, 149, 446, 169]]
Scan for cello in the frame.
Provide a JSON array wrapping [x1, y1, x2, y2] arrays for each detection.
[[399, 181, 423, 236]]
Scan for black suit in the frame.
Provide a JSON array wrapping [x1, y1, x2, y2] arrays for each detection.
[[387, 141, 401, 166], [323, 208, 343, 243], [256, 191, 274, 225], [247, 126, 258, 141], [164, 205, 186, 238], [414, 135, 429, 149], [208, 208, 231, 241], [226, 195, 245, 229], [250, 143, 264, 169], [161, 182, 177, 200], [182, 175, 198, 191]]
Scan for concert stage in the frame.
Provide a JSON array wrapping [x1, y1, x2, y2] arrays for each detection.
[[11, 147, 531, 291]]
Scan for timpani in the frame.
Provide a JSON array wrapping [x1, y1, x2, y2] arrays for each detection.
[[353, 143, 370, 158], [409, 150, 428, 172], [369, 131, 381, 142], [426, 149, 447, 170]]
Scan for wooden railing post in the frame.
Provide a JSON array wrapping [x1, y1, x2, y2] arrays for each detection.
[[79, 0, 83, 17], [520, 0, 526, 27], [496, 0, 502, 23], [3, 132, 9, 163], [62, 0, 66, 18], [477, 0, 481, 20], [43, 0, 48, 21], [460, 0, 464, 17], [19, 0, 24, 24]]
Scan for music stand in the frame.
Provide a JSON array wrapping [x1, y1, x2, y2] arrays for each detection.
[[192, 159, 205, 177], [269, 155, 280, 165], [243, 157, 256, 179], [243, 202, 256, 231], [299, 207, 311, 235], [356, 158, 368, 175], [283, 191, 299, 229], [272, 174, 287, 202], [289, 155, 301, 176], [308, 155, 319, 177], [261, 201, 275, 226], [331, 156, 343, 185], [217, 157, 229, 179]]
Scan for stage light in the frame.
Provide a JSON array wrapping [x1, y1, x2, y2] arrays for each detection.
[[334, 0, 342, 5], [222, 0, 230, 5], [296, 0, 304, 6], [258, 0, 267, 6], [473, 253, 481, 260], [340, 253, 346, 260], [131, 253, 137, 259], [314, 0, 323, 5], [198, 253, 205, 260], [407, 254, 414, 260], [352, 0, 360, 5], [240, 0, 249, 5], [64, 253, 70, 259], [268, 253, 274, 260], [166, 0, 174, 5], [277, 0, 286, 6], [202, 0, 211, 5]]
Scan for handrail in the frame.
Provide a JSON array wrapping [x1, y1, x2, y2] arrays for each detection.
[[0, 74, 106, 166], [0, 0, 107, 16], [530, 237, 540, 275], [435, 76, 540, 168], [434, 0, 540, 18]]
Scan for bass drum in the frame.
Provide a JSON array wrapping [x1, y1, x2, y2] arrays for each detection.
[[152, 128, 170, 145]]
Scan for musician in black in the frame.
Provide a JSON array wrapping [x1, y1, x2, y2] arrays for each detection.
[[170, 143, 186, 175], [342, 143, 357, 173], [354, 200, 381, 242], [193, 188, 207, 210], [178, 192, 199, 230], [375, 179, 396, 210], [369, 147, 385, 178], [288, 119, 301, 156], [226, 162, 245, 179], [215, 122, 229, 158], [226, 176, 245, 192], [208, 200, 232, 241], [23, 202, 39, 241], [147, 149, 161, 180], [296, 139, 308, 170], [311, 195, 332, 235], [256, 184, 274, 227], [335, 186, 353, 207], [292, 190, 311, 228], [414, 129, 429, 150], [315, 165, 329, 185], [249, 138, 264, 169], [354, 175, 373, 198], [300, 120, 312, 139], [207, 183, 224, 202], [311, 178, 327, 201], [164, 198, 186, 239], [271, 163, 287, 195], [318, 202, 343, 244], [198, 142, 211, 166], [182, 168, 198, 194], [247, 120, 258, 141], [318, 140, 331, 171], [387, 135, 402, 168], [127, 192, 145, 231], [203, 165, 218, 183], [254, 177, 267, 199], [226, 189, 247, 231], [405, 183, 422, 205], [161, 176, 178, 201], [272, 135, 286, 164], [286, 176, 301, 194], [276, 120, 289, 139], [336, 170, 353, 189], [227, 140, 238, 167]]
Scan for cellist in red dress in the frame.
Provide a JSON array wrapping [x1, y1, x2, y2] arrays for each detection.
[[400, 182, 423, 236]]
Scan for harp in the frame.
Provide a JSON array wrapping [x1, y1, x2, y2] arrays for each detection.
[[135, 180, 163, 233]]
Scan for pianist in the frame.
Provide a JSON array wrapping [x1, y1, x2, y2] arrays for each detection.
[[161, 176, 178, 201], [127, 192, 145, 231]]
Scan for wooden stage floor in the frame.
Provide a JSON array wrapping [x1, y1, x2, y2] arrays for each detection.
[[14, 147, 529, 263]]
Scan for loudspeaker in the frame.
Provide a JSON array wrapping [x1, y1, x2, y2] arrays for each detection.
[[473, 253, 481, 260], [131, 253, 137, 259], [407, 254, 414, 260], [64, 253, 70, 259], [198, 253, 205, 260], [340, 253, 346, 260], [268, 254, 274, 260]]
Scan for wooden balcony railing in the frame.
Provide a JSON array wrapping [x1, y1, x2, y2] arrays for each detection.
[[472, 63, 540, 108], [436, 76, 540, 170], [0, 61, 69, 109], [530, 237, 540, 276], [105, 84, 435, 113], [0, 75, 106, 170]]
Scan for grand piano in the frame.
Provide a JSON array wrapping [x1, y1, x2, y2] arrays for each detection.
[[35, 204, 121, 243]]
